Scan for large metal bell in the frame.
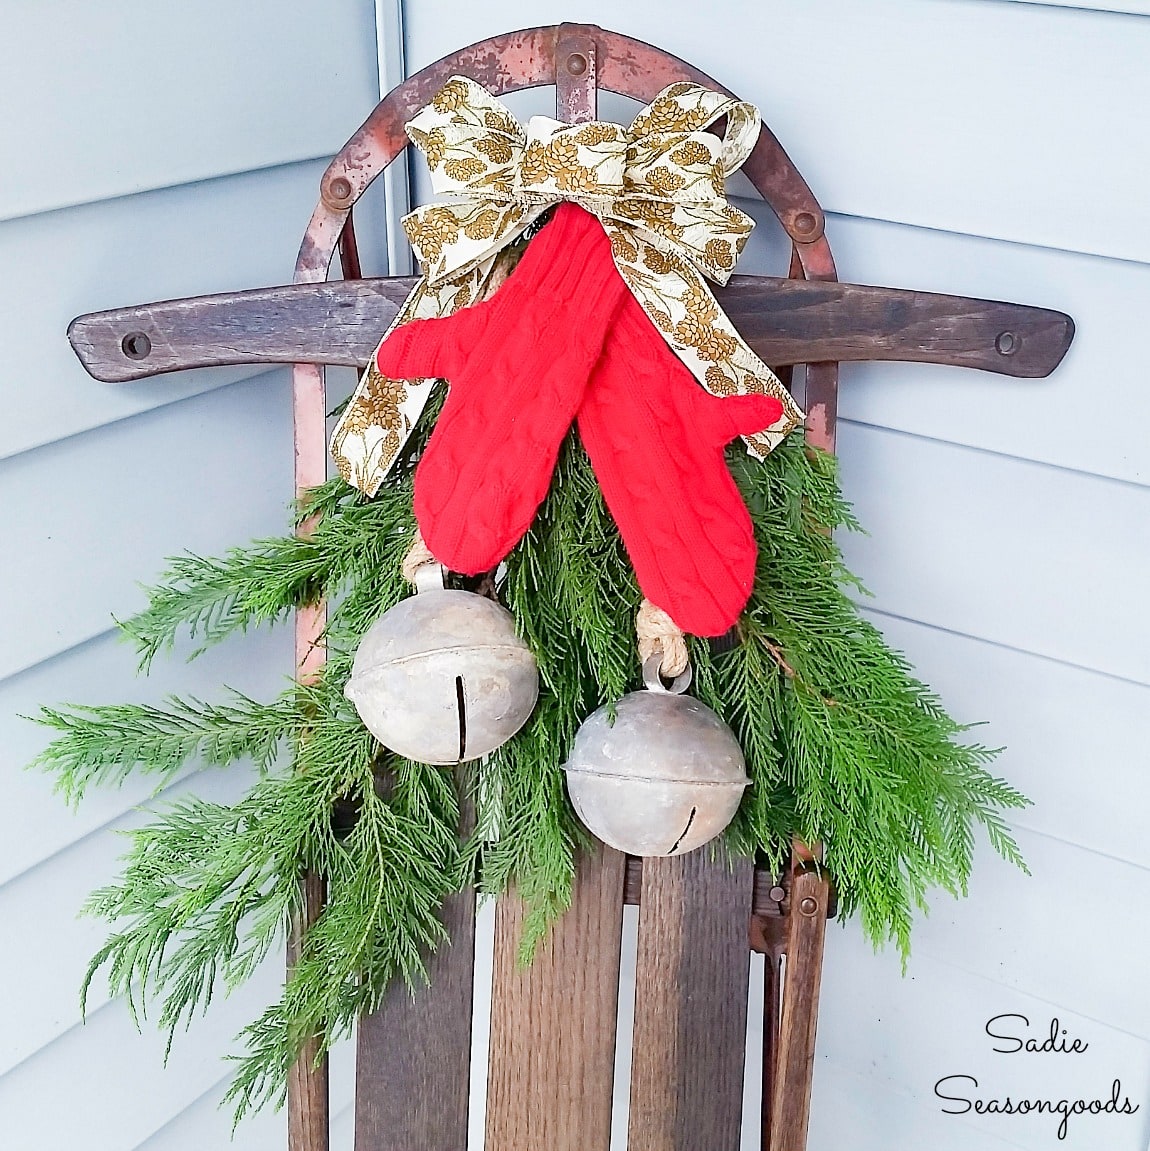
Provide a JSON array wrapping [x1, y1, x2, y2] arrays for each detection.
[[563, 657, 750, 857], [344, 568, 538, 765]]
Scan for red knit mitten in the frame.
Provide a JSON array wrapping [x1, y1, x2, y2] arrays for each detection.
[[577, 292, 784, 636], [375, 202, 628, 574]]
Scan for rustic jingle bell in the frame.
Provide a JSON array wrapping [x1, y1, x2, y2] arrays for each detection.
[[344, 565, 538, 765], [563, 656, 750, 856]]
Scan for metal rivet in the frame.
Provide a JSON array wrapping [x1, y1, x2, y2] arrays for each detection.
[[793, 211, 817, 236], [769, 885, 787, 903], [799, 895, 819, 917], [995, 331, 1018, 356], [121, 331, 152, 360], [329, 176, 352, 201], [566, 52, 588, 76]]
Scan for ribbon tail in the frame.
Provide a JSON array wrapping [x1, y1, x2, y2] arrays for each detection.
[[330, 258, 498, 495]]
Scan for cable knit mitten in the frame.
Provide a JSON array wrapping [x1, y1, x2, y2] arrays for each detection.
[[374, 202, 628, 574], [577, 291, 785, 636]]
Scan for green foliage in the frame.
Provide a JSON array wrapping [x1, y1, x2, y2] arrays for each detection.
[[33, 692, 298, 805], [123, 475, 415, 672], [61, 666, 463, 1120], [698, 444, 1029, 955], [30, 423, 1028, 1122]]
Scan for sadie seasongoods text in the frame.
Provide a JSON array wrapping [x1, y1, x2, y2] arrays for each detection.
[[933, 1014, 1140, 1141]]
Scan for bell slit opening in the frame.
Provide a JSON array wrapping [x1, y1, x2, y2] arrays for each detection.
[[455, 675, 467, 762], [667, 806, 698, 855]]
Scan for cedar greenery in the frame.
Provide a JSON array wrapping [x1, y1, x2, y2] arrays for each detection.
[[30, 420, 1028, 1122]]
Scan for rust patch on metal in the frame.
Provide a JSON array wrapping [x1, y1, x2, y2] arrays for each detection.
[[804, 401, 831, 453], [314, 24, 832, 269], [555, 26, 598, 124]]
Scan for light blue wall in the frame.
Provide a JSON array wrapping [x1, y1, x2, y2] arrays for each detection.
[[0, 2, 385, 1148]]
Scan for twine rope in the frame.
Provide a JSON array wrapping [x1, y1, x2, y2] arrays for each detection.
[[401, 530, 439, 585], [636, 599, 690, 678]]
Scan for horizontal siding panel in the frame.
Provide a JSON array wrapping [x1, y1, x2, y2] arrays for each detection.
[[404, 0, 1150, 262], [814, 933, 1150, 1150], [0, 624, 291, 889], [133, 1041, 356, 1151], [734, 203, 1148, 488], [862, 611, 1150, 872], [809, 1059, 1035, 1151], [0, 945, 283, 1151], [0, 6, 388, 1150], [1, 0, 379, 222], [0, 766, 255, 1077], [992, 0, 1150, 13], [0, 159, 385, 463], [0, 375, 296, 682], [328, 1101, 357, 1151], [134, 1085, 288, 1151], [0, 824, 131, 1079], [835, 422, 1150, 684], [912, 830, 1150, 1040], [0, 766, 355, 1151]]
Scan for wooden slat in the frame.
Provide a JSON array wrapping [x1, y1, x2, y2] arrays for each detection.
[[628, 851, 754, 1151], [484, 845, 626, 1151], [288, 871, 330, 1151], [288, 351, 330, 1151], [353, 884, 477, 1151], [769, 865, 830, 1151], [67, 275, 1072, 384]]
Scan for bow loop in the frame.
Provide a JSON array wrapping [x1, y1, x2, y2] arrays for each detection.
[[627, 81, 761, 177], [403, 199, 536, 288], [407, 76, 525, 199], [330, 76, 803, 497]]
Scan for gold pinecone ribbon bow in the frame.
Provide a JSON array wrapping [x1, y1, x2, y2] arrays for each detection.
[[331, 76, 804, 495]]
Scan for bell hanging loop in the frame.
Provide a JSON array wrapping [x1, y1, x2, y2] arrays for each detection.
[[641, 652, 692, 695]]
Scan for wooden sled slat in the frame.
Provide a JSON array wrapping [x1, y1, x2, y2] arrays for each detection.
[[485, 845, 626, 1151], [353, 884, 477, 1151], [288, 871, 329, 1151], [628, 852, 754, 1151]]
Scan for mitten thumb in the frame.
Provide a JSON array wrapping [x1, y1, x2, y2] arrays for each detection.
[[699, 391, 785, 446], [374, 304, 489, 383]]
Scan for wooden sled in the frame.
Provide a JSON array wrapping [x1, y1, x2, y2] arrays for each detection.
[[66, 23, 1073, 1151]]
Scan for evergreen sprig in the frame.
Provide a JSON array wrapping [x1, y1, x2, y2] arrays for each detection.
[[123, 478, 415, 671], [30, 419, 1028, 1121], [68, 666, 464, 1120], [699, 444, 1028, 954], [34, 692, 298, 805]]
